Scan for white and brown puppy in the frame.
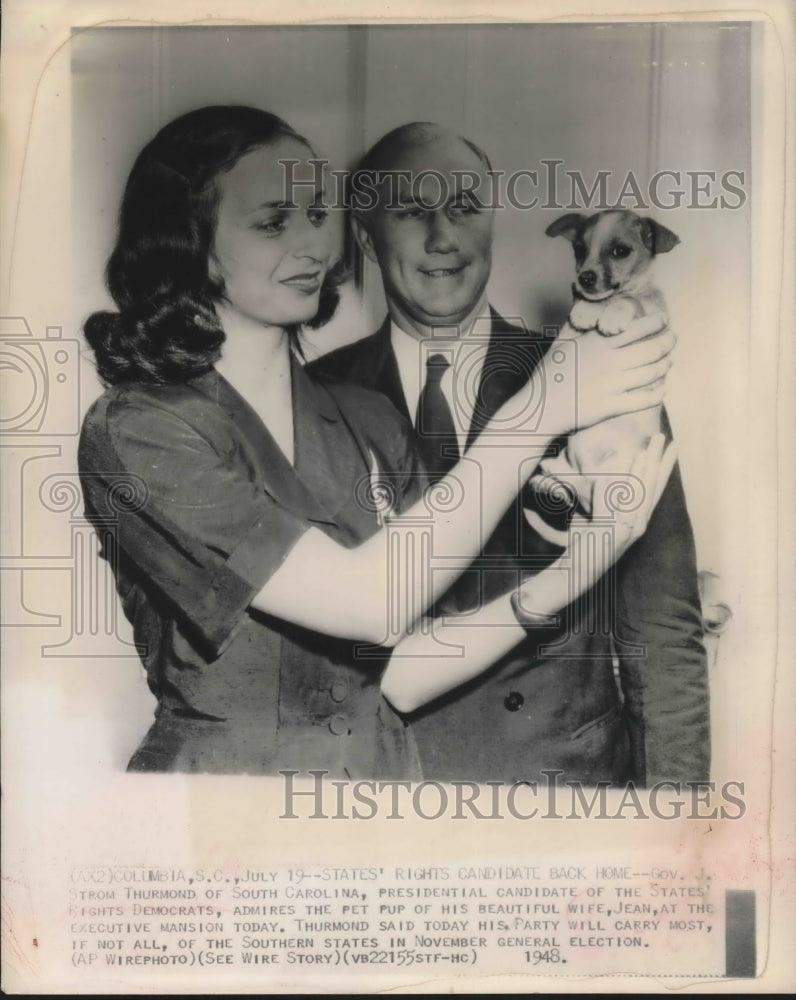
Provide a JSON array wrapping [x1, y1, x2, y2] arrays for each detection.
[[526, 210, 680, 545]]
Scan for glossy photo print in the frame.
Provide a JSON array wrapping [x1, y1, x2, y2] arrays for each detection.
[[1, 2, 794, 994]]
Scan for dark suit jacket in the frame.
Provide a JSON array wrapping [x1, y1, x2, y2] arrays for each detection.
[[307, 311, 710, 786]]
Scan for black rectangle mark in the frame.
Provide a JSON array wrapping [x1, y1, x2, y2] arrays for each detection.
[[725, 889, 756, 977]]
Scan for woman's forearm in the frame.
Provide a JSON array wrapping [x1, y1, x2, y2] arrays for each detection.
[[380, 595, 524, 714], [380, 564, 573, 713], [381, 542, 614, 713]]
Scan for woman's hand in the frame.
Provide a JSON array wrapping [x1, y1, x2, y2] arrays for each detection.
[[572, 432, 676, 554], [514, 433, 678, 622], [535, 312, 675, 438]]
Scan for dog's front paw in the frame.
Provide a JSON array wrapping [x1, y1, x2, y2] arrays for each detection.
[[569, 299, 602, 332], [597, 297, 639, 336]]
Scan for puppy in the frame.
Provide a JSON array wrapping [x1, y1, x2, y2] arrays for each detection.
[[525, 210, 679, 546]]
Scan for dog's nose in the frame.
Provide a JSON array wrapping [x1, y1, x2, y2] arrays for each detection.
[[578, 270, 597, 289]]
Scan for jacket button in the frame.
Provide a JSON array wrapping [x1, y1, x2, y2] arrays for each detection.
[[330, 679, 348, 703], [504, 691, 524, 712], [328, 714, 350, 736]]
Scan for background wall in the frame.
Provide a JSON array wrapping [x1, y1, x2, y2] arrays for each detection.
[[7, 23, 751, 768]]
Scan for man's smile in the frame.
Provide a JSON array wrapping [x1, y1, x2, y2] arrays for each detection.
[[419, 264, 468, 278]]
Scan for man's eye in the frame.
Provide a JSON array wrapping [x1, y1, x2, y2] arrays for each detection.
[[388, 202, 426, 219], [449, 201, 479, 217], [396, 206, 426, 220], [308, 207, 329, 227], [611, 244, 632, 259]]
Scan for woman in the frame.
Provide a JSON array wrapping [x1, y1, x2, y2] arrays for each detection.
[[78, 106, 674, 777]]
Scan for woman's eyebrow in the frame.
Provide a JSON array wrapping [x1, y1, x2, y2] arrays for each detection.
[[251, 199, 293, 211]]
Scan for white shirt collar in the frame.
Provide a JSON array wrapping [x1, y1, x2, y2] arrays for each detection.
[[389, 295, 492, 450]]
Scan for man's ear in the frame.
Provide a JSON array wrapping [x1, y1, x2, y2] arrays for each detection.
[[352, 212, 379, 264], [545, 213, 586, 242], [639, 217, 680, 254]]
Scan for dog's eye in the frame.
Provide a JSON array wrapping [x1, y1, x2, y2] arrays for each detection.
[[610, 244, 632, 259]]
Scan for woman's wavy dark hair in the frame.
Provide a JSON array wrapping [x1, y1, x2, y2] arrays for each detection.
[[84, 105, 346, 385]]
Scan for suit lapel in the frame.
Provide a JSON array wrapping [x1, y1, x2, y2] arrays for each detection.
[[291, 358, 367, 525], [360, 318, 412, 421], [196, 365, 341, 527], [465, 309, 539, 450]]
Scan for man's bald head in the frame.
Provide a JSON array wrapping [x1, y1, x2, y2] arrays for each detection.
[[355, 121, 493, 182]]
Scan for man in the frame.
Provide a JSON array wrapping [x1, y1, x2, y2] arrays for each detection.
[[307, 122, 709, 787]]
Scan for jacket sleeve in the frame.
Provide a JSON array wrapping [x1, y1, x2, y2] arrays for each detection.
[[614, 417, 711, 786], [78, 394, 309, 660]]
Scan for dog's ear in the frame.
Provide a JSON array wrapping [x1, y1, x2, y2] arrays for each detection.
[[545, 213, 586, 242], [639, 217, 680, 254]]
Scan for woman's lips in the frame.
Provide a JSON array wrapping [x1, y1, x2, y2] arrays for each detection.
[[281, 272, 322, 292]]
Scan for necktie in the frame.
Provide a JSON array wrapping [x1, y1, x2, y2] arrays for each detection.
[[415, 353, 460, 480]]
